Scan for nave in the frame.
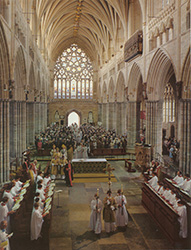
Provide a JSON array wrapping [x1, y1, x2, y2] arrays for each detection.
[[48, 162, 174, 250]]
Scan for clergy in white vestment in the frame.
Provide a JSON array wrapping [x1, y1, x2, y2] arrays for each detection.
[[115, 189, 128, 227], [36, 185, 45, 201], [30, 202, 44, 240], [172, 193, 181, 210], [163, 186, 171, 201], [168, 189, 176, 205], [173, 171, 184, 186], [89, 194, 102, 234], [148, 173, 158, 190], [0, 221, 11, 250], [0, 198, 9, 224], [181, 174, 191, 196], [15, 176, 23, 188], [177, 201, 187, 238], [3, 185, 15, 211]]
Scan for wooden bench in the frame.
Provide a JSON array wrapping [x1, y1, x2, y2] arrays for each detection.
[[142, 182, 180, 243], [92, 148, 125, 156]]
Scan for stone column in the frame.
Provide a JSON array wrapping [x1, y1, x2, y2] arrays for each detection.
[[21, 101, 26, 152], [108, 103, 114, 130], [35, 102, 40, 134], [105, 103, 109, 130], [179, 99, 191, 175], [26, 102, 35, 146], [127, 101, 140, 149], [146, 100, 163, 156], [102, 103, 107, 129], [4, 101, 10, 181], [98, 103, 102, 124], [121, 102, 127, 135]]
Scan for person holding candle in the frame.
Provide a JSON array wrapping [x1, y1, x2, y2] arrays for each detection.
[[89, 189, 103, 236], [114, 188, 128, 229]]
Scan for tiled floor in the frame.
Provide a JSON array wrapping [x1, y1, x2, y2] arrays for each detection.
[[49, 161, 185, 250]]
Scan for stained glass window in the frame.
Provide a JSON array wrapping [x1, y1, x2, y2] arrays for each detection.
[[53, 44, 93, 99]]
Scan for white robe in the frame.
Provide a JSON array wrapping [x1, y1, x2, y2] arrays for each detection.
[[30, 209, 43, 240], [89, 199, 102, 234], [182, 180, 191, 195], [3, 192, 14, 211], [163, 189, 171, 201], [177, 205, 187, 238], [173, 175, 184, 186], [148, 175, 158, 189], [115, 195, 128, 227], [0, 229, 10, 250], [36, 188, 45, 201], [0, 203, 8, 222]]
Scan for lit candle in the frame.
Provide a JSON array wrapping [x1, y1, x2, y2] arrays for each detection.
[[97, 188, 99, 197], [121, 184, 123, 193]]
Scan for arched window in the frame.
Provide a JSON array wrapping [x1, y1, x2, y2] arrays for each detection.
[[163, 83, 175, 123], [54, 44, 93, 99]]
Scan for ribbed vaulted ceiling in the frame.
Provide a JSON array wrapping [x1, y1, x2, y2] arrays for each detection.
[[28, 0, 130, 63]]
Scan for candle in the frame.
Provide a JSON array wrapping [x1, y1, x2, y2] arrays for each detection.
[[121, 184, 123, 193], [97, 188, 99, 197]]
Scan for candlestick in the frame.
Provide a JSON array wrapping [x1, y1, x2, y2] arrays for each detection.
[[121, 184, 123, 193], [97, 188, 99, 197]]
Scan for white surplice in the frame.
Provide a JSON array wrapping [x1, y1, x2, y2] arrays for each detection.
[[89, 199, 102, 234], [30, 208, 43, 240], [177, 205, 187, 238], [115, 195, 128, 227]]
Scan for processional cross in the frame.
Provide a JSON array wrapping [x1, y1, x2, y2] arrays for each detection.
[[103, 163, 115, 191]]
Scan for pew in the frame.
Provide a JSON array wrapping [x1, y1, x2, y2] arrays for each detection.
[[92, 148, 125, 156], [142, 182, 180, 243], [164, 178, 191, 203]]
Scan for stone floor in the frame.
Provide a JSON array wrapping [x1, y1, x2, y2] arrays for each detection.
[[48, 161, 185, 250]]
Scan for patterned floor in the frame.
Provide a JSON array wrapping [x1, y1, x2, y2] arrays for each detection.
[[49, 161, 188, 250]]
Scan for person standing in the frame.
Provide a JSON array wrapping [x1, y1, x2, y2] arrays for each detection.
[[0, 220, 12, 250], [64, 161, 73, 187], [30, 203, 44, 241], [89, 194, 102, 235], [103, 190, 117, 234], [115, 189, 128, 228]]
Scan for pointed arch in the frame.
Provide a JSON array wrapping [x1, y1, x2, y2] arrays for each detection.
[[0, 20, 10, 99], [29, 62, 35, 101], [14, 46, 27, 100], [116, 71, 125, 102], [108, 77, 115, 103], [102, 81, 107, 103], [66, 109, 81, 126], [147, 48, 177, 100], [128, 63, 143, 101], [181, 48, 191, 99]]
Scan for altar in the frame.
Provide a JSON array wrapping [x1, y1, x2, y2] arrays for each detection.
[[71, 158, 107, 173]]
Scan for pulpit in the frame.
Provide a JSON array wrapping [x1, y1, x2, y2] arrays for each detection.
[[135, 144, 152, 172]]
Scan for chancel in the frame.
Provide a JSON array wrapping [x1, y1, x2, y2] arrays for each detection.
[[0, 0, 190, 250]]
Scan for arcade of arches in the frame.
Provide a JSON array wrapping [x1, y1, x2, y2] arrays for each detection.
[[0, 0, 190, 249], [0, 0, 190, 183]]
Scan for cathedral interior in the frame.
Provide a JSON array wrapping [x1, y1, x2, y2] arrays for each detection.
[[0, 0, 190, 249]]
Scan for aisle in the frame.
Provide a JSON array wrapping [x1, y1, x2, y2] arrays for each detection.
[[49, 161, 173, 250]]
